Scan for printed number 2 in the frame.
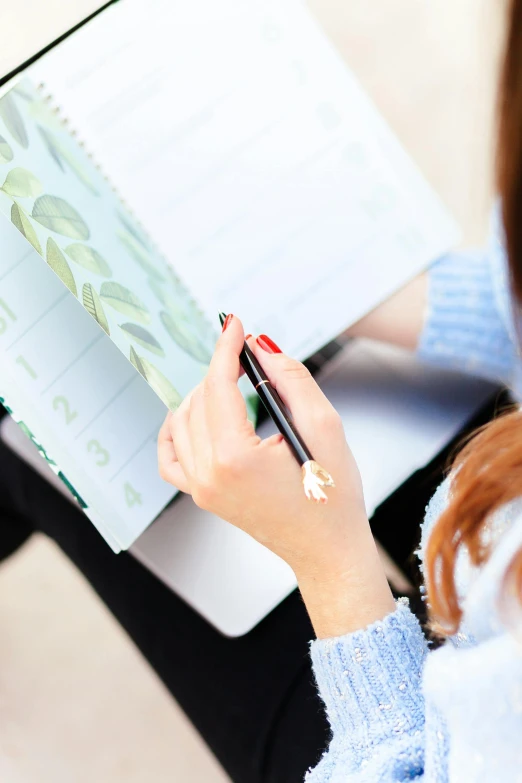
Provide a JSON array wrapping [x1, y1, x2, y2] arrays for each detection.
[[87, 439, 110, 467], [124, 482, 142, 508], [53, 396, 78, 425]]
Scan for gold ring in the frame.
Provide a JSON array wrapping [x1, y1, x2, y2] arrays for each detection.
[[255, 379, 270, 389]]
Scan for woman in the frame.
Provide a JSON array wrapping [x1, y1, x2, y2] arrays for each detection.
[[156, 0, 522, 778], [1, 4, 521, 783]]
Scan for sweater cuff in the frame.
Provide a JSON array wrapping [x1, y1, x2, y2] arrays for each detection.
[[417, 249, 516, 383], [310, 600, 427, 753]]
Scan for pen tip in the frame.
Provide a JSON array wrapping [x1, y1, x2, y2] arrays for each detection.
[[218, 312, 227, 326]]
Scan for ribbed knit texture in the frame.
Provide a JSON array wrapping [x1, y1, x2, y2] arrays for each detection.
[[307, 219, 522, 781]]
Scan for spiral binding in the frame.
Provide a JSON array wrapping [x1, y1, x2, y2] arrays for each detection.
[[35, 80, 215, 333]]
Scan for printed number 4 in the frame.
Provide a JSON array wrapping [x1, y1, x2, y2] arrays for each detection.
[[124, 482, 142, 508]]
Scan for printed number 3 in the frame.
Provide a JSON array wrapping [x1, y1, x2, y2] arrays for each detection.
[[87, 439, 110, 467]]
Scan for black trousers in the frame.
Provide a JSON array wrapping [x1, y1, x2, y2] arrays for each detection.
[[0, 398, 499, 783]]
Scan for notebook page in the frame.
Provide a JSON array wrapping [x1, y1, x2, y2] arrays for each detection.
[[0, 226, 175, 551], [32, 0, 460, 359], [0, 80, 215, 411]]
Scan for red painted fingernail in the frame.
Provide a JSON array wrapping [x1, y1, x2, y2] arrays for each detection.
[[245, 333, 252, 340], [257, 334, 282, 354], [222, 314, 234, 332]]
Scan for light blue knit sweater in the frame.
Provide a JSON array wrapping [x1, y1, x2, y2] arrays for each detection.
[[307, 208, 522, 782]]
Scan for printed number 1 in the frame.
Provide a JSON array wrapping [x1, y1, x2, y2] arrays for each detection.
[[124, 482, 142, 508], [0, 299, 16, 335]]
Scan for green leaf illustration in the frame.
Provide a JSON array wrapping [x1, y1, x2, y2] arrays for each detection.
[[82, 282, 110, 335], [116, 210, 151, 250], [119, 323, 165, 356], [0, 92, 28, 148], [160, 310, 213, 364], [0, 135, 13, 164], [117, 229, 165, 280], [130, 347, 182, 411], [37, 127, 99, 196], [65, 244, 112, 277], [12, 83, 35, 102], [100, 282, 150, 323], [46, 238, 77, 297], [1, 167, 43, 198], [32, 195, 90, 239], [11, 202, 42, 254]]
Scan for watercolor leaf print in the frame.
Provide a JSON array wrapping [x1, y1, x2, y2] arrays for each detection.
[[119, 323, 165, 356], [0, 93, 28, 149], [11, 202, 42, 253], [65, 244, 112, 277], [160, 310, 213, 364], [1, 167, 43, 198], [46, 238, 77, 297], [82, 283, 110, 335], [117, 229, 166, 280], [130, 347, 182, 411], [0, 135, 13, 164], [37, 126, 99, 196], [32, 195, 90, 239], [100, 282, 150, 323]]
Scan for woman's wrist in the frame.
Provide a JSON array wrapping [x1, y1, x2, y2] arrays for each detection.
[[294, 534, 396, 639]]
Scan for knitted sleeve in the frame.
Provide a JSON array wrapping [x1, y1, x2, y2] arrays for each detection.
[[416, 247, 517, 385], [306, 600, 429, 782]]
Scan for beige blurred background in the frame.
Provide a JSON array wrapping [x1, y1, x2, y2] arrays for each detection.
[[0, 1, 506, 781]]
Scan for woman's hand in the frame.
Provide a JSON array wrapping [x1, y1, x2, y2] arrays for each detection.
[[158, 315, 395, 637]]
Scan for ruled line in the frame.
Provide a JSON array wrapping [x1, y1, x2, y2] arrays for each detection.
[[40, 333, 105, 394], [0, 250, 32, 282], [109, 423, 161, 482], [6, 291, 69, 350], [74, 372, 139, 439]]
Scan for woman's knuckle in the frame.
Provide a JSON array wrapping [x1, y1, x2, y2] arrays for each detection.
[[281, 358, 311, 381], [316, 406, 343, 433]]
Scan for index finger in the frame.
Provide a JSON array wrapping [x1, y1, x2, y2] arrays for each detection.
[[205, 314, 248, 438]]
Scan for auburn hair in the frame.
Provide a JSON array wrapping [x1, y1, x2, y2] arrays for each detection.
[[426, 0, 522, 632]]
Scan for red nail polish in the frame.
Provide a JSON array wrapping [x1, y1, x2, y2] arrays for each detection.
[[257, 334, 282, 354], [222, 314, 234, 332], [245, 333, 252, 340]]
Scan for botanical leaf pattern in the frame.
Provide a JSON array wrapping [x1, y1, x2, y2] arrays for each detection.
[[46, 238, 77, 296], [82, 282, 110, 335], [100, 281, 150, 323], [11, 202, 42, 253], [32, 194, 90, 239], [1, 167, 43, 198], [0, 135, 13, 164], [119, 323, 165, 356], [0, 92, 28, 148], [160, 309, 213, 363], [117, 229, 165, 280], [37, 126, 99, 196], [65, 243, 112, 277], [130, 347, 182, 411]]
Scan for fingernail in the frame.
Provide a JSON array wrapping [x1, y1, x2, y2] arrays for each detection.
[[245, 333, 252, 340], [222, 314, 234, 332], [257, 334, 282, 354]]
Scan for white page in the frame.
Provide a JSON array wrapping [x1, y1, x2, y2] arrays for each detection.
[[32, 0, 460, 359], [0, 227, 175, 550]]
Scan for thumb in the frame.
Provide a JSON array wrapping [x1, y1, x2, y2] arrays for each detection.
[[251, 335, 336, 430]]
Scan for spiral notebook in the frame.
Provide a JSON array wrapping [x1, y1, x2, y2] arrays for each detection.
[[0, 0, 459, 552]]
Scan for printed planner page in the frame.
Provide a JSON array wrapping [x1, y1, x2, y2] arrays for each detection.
[[33, 0, 460, 359], [0, 227, 176, 550], [0, 80, 216, 409]]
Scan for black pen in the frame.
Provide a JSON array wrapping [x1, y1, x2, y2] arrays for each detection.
[[219, 313, 335, 504]]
